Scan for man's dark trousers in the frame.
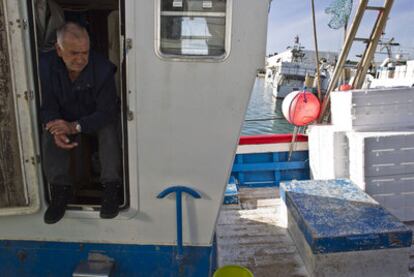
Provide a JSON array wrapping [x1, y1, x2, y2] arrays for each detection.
[[42, 123, 121, 189]]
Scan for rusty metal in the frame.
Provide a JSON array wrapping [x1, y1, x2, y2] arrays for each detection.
[[0, 1, 26, 207]]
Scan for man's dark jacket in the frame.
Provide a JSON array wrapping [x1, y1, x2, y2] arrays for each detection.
[[39, 50, 118, 134]]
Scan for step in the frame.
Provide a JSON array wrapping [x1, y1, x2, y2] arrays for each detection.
[[239, 187, 279, 200], [366, 6, 385, 11]]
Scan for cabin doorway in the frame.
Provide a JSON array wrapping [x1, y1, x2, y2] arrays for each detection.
[[29, 0, 129, 211]]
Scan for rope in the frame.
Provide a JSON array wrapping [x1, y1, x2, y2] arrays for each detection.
[[311, 0, 323, 101], [264, 2, 321, 161], [244, 117, 285, 122], [288, 126, 299, 161]]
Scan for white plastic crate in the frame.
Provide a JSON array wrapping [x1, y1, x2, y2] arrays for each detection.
[[348, 131, 414, 221], [308, 125, 349, 179], [331, 87, 414, 131]]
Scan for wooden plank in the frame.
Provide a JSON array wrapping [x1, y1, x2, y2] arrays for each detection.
[[0, 2, 26, 208]]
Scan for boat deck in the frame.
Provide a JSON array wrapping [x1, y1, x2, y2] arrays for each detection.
[[216, 187, 414, 277]]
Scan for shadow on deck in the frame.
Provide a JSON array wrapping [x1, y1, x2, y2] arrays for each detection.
[[216, 187, 308, 277]]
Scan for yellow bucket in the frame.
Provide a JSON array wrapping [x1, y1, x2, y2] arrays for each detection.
[[213, 265, 254, 277]]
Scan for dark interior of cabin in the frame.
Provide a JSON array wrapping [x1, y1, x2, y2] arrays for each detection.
[[31, 0, 128, 210]]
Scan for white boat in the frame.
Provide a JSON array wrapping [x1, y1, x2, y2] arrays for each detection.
[[0, 0, 271, 275], [265, 36, 338, 98], [368, 55, 414, 88], [1, 0, 414, 276]]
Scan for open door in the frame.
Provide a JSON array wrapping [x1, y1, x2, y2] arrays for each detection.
[[30, 0, 129, 212], [0, 0, 41, 215]]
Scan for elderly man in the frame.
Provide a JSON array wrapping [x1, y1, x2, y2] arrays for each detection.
[[40, 22, 121, 224]]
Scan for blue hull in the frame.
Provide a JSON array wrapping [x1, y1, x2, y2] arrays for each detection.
[[0, 240, 217, 277], [232, 150, 310, 187], [0, 149, 308, 276]]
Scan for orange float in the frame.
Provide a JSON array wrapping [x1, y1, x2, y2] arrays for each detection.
[[339, 83, 353, 91], [282, 90, 321, 126]]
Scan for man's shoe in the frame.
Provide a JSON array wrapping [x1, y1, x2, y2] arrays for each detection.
[[100, 183, 120, 219], [44, 186, 71, 224]]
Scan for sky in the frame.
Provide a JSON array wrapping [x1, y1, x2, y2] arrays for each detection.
[[266, 0, 414, 60]]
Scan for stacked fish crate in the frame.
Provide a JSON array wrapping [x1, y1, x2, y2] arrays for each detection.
[[308, 87, 414, 221]]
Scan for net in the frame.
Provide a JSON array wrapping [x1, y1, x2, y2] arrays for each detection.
[[325, 0, 353, 29]]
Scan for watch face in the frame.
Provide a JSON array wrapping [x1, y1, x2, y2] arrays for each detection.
[[76, 124, 81, 132]]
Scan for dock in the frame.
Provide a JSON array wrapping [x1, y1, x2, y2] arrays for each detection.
[[216, 187, 414, 277]]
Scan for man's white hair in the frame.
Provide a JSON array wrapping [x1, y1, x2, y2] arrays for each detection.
[[56, 22, 89, 49]]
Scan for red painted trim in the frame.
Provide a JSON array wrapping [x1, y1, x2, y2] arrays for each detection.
[[239, 134, 308, 145]]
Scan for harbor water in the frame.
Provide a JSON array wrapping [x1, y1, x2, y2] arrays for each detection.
[[241, 78, 294, 135]]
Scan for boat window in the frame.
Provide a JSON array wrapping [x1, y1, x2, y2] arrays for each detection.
[[158, 0, 229, 59]]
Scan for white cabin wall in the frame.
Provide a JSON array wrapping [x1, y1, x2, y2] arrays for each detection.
[[128, 0, 270, 245]]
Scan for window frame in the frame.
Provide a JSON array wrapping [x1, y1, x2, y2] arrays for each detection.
[[154, 0, 233, 62]]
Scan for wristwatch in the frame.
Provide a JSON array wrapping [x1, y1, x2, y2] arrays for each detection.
[[74, 122, 82, 133]]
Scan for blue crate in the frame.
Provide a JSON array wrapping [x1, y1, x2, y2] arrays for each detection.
[[280, 179, 413, 254], [223, 176, 239, 205]]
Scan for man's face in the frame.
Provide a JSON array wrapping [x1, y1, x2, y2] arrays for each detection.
[[56, 36, 90, 73]]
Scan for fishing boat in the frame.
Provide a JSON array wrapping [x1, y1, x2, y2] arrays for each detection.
[[1, 0, 414, 276], [265, 36, 338, 98], [0, 0, 271, 275], [368, 56, 414, 88]]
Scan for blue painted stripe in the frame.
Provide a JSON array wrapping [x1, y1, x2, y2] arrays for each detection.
[[230, 151, 310, 188], [232, 161, 307, 172], [0, 240, 216, 277], [236, 155, 245, 186], [234, 182, 277, 188], [272, 153, 281, 186]]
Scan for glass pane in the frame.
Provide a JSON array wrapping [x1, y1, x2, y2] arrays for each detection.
[[161, 0, 226, 13], [160, 16, 225, 56], [159, 0, 227, 57]]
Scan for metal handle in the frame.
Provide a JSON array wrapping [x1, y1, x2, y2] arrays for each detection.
[[157, 186, 201, 266]]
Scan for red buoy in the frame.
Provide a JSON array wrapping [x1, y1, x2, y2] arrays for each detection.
[[282, 90, 321, 126], [339, 83, 353, 91]]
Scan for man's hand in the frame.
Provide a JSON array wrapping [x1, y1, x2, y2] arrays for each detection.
[[46, 119, 77, 135], [54, 134, 78, 150]]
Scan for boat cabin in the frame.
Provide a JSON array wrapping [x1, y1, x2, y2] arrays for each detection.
[[0, 0, 270, 275]]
